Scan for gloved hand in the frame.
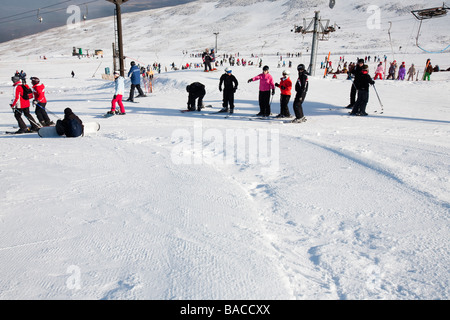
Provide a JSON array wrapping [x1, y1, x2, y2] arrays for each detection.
[[113, 95, 117, 99], [275, 83, 280, 87], [219, 87, 222, 92], [247, 79, 252, 83], [233, 88, 237, 93], [281, 86, 286, 90], [272, 89, 275, 95]]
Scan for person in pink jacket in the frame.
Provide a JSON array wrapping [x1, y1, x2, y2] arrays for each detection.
[[374, 62, 384, 80], [248, 65, 275, 116]]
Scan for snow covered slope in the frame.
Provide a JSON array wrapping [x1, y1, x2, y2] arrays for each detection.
[[0, 0, 449, 300]]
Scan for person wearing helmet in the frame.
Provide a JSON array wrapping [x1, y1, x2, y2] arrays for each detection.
[[274, 70, 292, 118], [218, 67, 238, 113], [291, 64, 308, 123], [350, 65, 374, 116], [30, 77, 53, 126], [127, 61, 146, 102], [10, 75, 40, 133], [248, 65, 275, 117]]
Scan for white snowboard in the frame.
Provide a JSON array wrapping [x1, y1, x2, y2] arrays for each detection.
[[38, 122, 100, 138]]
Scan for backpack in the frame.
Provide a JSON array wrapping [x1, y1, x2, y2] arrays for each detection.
[[66, 118, 83, 137], [21, 85, 33, 100]]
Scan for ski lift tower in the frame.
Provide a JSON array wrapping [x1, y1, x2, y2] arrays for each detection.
[[292, 11, 337, 76], [106, 0, 130, 77]]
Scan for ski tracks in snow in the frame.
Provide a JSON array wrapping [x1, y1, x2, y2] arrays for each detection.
[[186, 128, 450, 299]]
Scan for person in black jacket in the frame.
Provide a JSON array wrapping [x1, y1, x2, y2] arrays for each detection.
[[202, 49, 213, 72], [218, 67, 238, 114], [56, 108, 83, 137], [186, 82, 206, 111], [346, 58, 364, 108], [350, 65, 375, 116], [291, 64, 308, 123]]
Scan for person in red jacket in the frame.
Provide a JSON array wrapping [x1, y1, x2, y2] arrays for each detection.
[[10, 76, 39, 133], [274, 70, 292, 118], [30, 77, 53, 126]]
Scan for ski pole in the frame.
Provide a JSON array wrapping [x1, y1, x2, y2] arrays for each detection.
[[372, 84, 384, 113], [11, 107, 42, 128], [35, 102, 61, 120]]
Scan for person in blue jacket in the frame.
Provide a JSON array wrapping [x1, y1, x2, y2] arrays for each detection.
[[126, 61, 146, 102]]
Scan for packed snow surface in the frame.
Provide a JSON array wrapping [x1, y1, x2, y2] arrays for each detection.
[[0, 0, 449, 299]]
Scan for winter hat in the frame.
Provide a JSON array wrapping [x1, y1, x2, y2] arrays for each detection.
[[225, 67, 232, 73], [114, 71, 120, 76], [362, 65, 369, 71], [358, 59, 364, 64], [263, 65, 269, 71], [297, 64, 306, 71], [64, 108, 73, 116], [282, 70, 290, 76], [11, 76, 20, 83]]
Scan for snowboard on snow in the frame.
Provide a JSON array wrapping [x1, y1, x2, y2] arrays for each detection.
[[38, 122, 100, 138]]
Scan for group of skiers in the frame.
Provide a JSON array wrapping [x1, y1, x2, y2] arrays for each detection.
[[185, 63, 309, 123], [9, 72, 83, 136], [371, 59, 433, 81]]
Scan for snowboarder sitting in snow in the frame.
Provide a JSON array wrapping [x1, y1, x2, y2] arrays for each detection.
[[186, 82, 206, 111], [56, 108, 83, 137], [218, 67, 238, 114], [350, 65, 375, 116]]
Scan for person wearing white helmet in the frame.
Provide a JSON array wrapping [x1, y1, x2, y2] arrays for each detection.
[[218, 67, 238, 113], [274, 70, 292, 118]]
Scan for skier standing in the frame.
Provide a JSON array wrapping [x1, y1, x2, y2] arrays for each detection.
[[291, 64, 308, 123], [202, 48, 213, 72], [423, 59, 433, 81], [274, 70, 292, 118], [108, 71, 126, 115], [30, 77, 53, 126], [374, 62, 384, 80], [407, 64, 416, 81], [386, 61, 397, 80], [186, 82, 206, 111], [10, 75, 40, 133], [127, 61, 146, 102], [248, 65, 275, 117], [218, 67, 238, 114], [350, 65, 375, 116], [398, 62, 406, 80], [346, 58, 364, 108]]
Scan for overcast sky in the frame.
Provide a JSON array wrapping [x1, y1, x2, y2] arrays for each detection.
[[0, 0, 193, 43]]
